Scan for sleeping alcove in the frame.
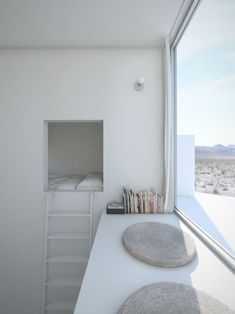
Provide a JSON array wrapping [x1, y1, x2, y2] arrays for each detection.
[[44, 120, 103, 192]]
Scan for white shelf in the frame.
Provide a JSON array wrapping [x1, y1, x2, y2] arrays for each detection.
[[46, 255, 88, 263], [48, 210, 90, 217], [47, 233, 90, 240], [45, 278, 82, 287], [44, 300, 76, 311]]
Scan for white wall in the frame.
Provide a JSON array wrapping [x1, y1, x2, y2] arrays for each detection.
[[0, 48, 163, 314], [177, 135, 195, 196], [48, 121, 103, 176]]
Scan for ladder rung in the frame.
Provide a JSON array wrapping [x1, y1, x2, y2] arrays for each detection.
[[44, 300, 76, 311], [45, 278, 82, 287], [46, 255, 88, 263], [47, 233, 90, 240]]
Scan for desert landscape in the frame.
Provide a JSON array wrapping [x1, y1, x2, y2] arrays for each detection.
[[195, 145, 235, 197]]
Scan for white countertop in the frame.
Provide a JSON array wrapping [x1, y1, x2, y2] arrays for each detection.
[[74, 211, 235, 314]]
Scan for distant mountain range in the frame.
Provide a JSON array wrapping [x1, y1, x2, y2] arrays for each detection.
[[196, 144, 235, 159]]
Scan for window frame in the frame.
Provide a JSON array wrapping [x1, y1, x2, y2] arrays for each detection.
[[170, 0, 235, 272]]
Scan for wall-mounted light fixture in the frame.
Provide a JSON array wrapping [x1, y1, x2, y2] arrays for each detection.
[[134, 77, 144, 91]]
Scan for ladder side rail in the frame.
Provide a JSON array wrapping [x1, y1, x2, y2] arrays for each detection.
[[41, 192, 52, 314], [89, 192, 94, 251]]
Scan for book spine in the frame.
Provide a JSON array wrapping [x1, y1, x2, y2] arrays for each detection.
[[129, 190, 132, 214], [135, 193, 138, 214], [150, 192, 154, 214], [142, 192, 145, 213], [123, 189, 126, 214], [157, 193, 162, 214], [137, 193, 141, 214], [130, 190, 134, 214], [140, 191, 143, 214], [133, 192, 136, 214], [154, 193, 157, 214], [146, 191, 149, 214]]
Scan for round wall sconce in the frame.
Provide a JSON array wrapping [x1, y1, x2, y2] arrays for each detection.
[[134, 77, 144, 91]]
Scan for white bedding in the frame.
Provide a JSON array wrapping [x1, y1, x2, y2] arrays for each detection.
[[48, 173, 103, 192], [76, 173, 103, 191]]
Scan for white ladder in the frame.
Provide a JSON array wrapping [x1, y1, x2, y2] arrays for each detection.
[[42, 192, 94, 314]]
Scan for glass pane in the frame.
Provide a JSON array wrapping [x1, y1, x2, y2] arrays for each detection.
[[176, 0, 235, 256]]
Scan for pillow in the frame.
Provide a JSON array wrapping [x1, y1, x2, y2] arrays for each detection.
[[87, 172, 103, 178], [78, 174, 103, 188], [56, 182, 77, 191]]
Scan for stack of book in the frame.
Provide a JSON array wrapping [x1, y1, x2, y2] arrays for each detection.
[[123, 187, 164, 214]]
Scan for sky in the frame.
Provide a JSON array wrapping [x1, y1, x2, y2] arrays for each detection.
[[177, 0, 235, 146]]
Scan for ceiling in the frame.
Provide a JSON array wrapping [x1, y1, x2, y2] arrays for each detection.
[[0, 0, 192, 48]]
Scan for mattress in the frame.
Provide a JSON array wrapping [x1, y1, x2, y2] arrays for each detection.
[[48, 173, 103, 192]]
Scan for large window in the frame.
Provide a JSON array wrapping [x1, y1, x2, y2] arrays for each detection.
[[175, 0, 235, 260]]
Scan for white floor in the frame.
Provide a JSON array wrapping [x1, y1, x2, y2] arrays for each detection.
[[74, 211, 235, 314]]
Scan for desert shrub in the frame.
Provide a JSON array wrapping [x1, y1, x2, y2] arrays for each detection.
[[213, 188, 218, 194]]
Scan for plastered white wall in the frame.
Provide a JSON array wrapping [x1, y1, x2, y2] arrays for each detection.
[[0, 48, 163, 314], [48, 122, 103, 176]]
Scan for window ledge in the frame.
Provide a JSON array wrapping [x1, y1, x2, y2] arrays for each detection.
[[175, 195, 235, 273]]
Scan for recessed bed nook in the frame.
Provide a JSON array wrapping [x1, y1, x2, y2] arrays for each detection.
[[44, 120, 103, 192]]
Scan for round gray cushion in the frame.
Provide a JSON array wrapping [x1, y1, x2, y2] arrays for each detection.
[[123, 222, 196, 267], [118, 282, 235, 314]]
